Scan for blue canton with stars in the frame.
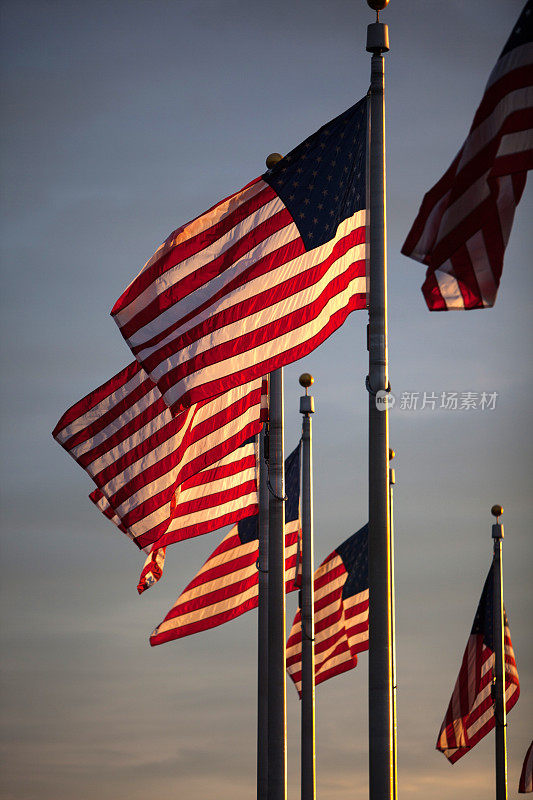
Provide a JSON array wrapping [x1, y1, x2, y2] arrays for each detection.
[[263, 97, 367, 251], [500, 0, 532, 58], [336, 523, 368, 599], [238, 442, 301, 544], [471, 565, 497, 651]]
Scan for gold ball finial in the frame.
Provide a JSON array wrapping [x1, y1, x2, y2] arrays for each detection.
[[299, 373, 314, 389], [266, 153, 283, 169], [367, 0, 390, 10], [491, 504, 504, 518]]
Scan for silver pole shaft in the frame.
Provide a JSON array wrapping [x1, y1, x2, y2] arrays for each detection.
[[300, 384, 316, 800], [267, 368, 286, 800], [389, 466, 397, 800], [257, 427, 269, 800], [492, 521, 507, 800], [366, 21, 394, 800]]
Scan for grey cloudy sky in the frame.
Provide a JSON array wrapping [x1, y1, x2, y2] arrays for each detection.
[[1, 1, 531, 798]]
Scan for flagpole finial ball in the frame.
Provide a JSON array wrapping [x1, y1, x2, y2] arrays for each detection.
[[367, 0, 390, 11], [491, 504, 504, 518], [266, 153, 283, 169], [299, 373, 314, 388]]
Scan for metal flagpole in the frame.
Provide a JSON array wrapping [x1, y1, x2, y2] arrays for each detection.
[[365, 3, 394, 799], [389, 449, 397, 800], [491, 504, 508, 800], [267, 366, 286, 800], [257, 425, 269, 800], [299, 373, 316, 800]]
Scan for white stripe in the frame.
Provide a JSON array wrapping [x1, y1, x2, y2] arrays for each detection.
[[465, 230, 497, 306], [497, 128, 533, 159], [434, 267, 466, 309]]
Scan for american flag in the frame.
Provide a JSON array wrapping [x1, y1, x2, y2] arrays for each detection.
[[150, 444, 301, 645], [286, 524, 368, 697], [519, 741, 533, 793], [111, 98, 367, 414], [136, 437, 258, 593], [436, 564, 520, 763], [402, 2, 533, 310], [53, 361, 266, 552]]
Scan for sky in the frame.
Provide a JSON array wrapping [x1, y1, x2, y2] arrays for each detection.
[[1, 1, 531, 798]]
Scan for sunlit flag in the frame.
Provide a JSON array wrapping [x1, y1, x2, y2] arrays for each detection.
[[111, 99, 368, 414], [402, 1, 533, 309], [436, 564, 519, 763], [137, 437, 258, 593], [286, 524, 369, 696], [150, 444, 301, 644], [53, 362, 266, 552]]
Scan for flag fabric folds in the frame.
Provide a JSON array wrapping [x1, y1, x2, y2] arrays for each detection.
[[286, 524, 368, 697], [150, 443, 301, 645], [402, 2, 533, 310], [111, 98, 368, 414], [53, 361, 266, 552], [436, 564, 520, 763], [519, 741, 533, 793], [136, 437, 258, 593]]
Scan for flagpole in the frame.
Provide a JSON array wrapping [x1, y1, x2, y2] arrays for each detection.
[[267, 365, 287, 800], [389, 449, 397, 800], [299, 373, 316, 800], [491, 504, 508, 800], [365, 4, 394, 800], [257, 426, 269, 800]]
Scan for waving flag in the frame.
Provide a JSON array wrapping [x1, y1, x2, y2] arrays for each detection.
[[286, 524, 368, 696], [111, 98, 367, 414], [402, 2, 533, 309], [519, 741, 533, 793], [150, 444, 301, 644], [436, 564, 520, 763], [53, 362, 266, 551], [136, 438, 258, 593]]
